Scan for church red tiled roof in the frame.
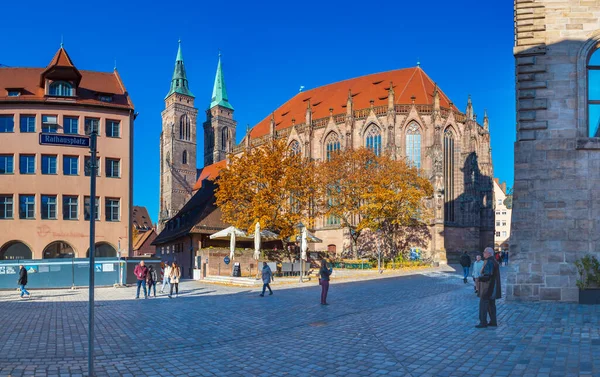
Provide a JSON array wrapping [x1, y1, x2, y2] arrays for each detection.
[[250, 66, 458, 139], [193, 160, 227, 191]]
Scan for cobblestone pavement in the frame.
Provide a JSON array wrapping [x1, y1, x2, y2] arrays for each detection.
[[1, 267, 599, 377]]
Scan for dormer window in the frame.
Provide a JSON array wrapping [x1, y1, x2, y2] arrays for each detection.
[[7, 90, 21, 97], [49, 81, 73, 97], [98, 94, 113, 103]]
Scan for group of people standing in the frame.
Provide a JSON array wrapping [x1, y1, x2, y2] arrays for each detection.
[[460, 248, 502, 329], [133, 261, 181, 299]]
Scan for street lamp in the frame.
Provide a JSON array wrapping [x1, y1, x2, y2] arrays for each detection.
[[296, 222, 305, 282]]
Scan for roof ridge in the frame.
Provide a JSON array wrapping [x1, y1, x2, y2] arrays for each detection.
[[396, 67, 418, 101], [417, 68, 429, 104]]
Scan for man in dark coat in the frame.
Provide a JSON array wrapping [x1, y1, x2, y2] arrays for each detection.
[[18, 265, 31, 298], [459, 251, 472, 284], [476, 247, 502, 328]]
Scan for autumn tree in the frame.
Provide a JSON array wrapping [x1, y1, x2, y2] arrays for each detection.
[[215, 139, 318, 241], [317, 147, 433, 259]]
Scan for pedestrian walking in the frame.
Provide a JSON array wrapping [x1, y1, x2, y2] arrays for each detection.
[[459, 251, 472, 284], [319, 258, 333, 305], [476, 247, 502, 328], [504, 250, 509, 266], [17, 265, 31, 299], [159, 262, 171, 293], [259, 262, 274, 297], [134, 260, 149, 299], [472, 254, 484, 295], [147, 265, 158, 297], [168, 262, 181, 298]]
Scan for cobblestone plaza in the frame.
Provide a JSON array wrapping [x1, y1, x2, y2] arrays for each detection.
[[1, 268, 599, 377]]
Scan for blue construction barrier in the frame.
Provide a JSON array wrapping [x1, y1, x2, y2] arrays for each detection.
[[0, 258, 162, 289]]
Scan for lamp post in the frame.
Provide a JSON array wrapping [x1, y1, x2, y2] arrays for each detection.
[[296, 222, 305, 283]]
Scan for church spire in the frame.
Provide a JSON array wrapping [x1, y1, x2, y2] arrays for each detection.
[[165, 40, 194, 99], [210, 52, 234, 111]]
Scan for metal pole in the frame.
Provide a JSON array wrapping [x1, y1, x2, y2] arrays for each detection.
[[88, 131, 97, 377]]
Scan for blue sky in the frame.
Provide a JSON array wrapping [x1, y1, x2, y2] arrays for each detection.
[[1, 0, 515, 223]]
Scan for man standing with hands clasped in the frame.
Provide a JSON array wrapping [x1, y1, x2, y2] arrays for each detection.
[[476, 247, 502, 328]]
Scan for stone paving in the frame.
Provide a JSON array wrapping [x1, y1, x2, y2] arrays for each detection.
[[0, 267, 599, 377]]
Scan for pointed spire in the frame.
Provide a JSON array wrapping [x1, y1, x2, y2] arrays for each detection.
[[165, 40, 194, 99], [483, 109, 489, 131], [466, 94, 473, 121], [210, 52, 234, 110]]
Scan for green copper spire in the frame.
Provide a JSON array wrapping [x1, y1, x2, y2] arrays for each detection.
[[165, 40, 194, 99], [210, 53, 234, 110]]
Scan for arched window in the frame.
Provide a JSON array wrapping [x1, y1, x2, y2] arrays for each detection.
[[221, 127, 228, 151], [289, 140, 301, 156], [444, 129, 455, 222], [325, 132, 341, 161], [86, 242, 117, 258], [0, 241, 32, 260], [365, 125, 382, 156], [588, 49, 600, 137], [182, 150, 188, 165], [179, 114, 190, 141], [43, 241, 75, 258], [49, 81, 73, 96], [406, 123, 421, 168]]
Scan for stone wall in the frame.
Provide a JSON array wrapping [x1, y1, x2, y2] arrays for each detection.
[[510, 0, 600, 301]]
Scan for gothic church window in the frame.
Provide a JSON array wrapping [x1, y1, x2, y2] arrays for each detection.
[[179, 114, 191, 141], [588, 49, 600, 137], [289, 140, 301, 156], [325, 132, 340, 161], [365, 125, 382, 156], [444, 129, 455, 222], [221, 127, 228, 151], [405, 123, 421, 168], [182, 150, 188, 165]]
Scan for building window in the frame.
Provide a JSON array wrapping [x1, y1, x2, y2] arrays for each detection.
[[63, 156, 79, 176], [0, 195, 13, 219], [84, 196, 100, 221], [180, 114, 190, 141], [406, 123, 421, 168], [497, 199, 503, 205], [0, 155, 14, 174], [289, 140, 301, 156], [0, 115, 14, 132], [444, 129, 455, 222], [19, 195, 35, 219], [19, 154, 35, 174], [85, 118, 100, 135], [42, 115, 58, 133], [106, 120, 120, 138], [502, 221, 507, 226], [182, 150, 188, 165], [64, 117, 78, 134], [63, 195, 78, 220], [325, 132, 341, 161], [502, 211, 507, 215], [220, 127, 229, 151], [496, 231, 501, 237], [7, 90, 20, 97], [106, 158, 120, 178], [49, 81, 73, 97], [496, 221, 500, 226], [105, 198, 120, 222], [41, 195, 57, 220], [20, 115, 35, 133], [588, 49, 600, 137], [41, 155, 57, 175], [365, 125, 382, 156], [84, 156, 100, 176], [502, 231, 507, 237], [98, 95, 112, 102], [495, 211, 500, 215]]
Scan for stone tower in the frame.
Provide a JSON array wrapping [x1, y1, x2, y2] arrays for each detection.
[[510, 0, 600, 301], [158, 41, 198, 232], [203, 54, 236, 166]]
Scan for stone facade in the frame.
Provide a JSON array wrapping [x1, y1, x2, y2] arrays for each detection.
[[510, 0, 600, 301]]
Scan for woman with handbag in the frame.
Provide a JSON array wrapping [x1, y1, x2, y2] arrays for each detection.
[[319, 258, 333, 305], [168, 262, 181, 298]]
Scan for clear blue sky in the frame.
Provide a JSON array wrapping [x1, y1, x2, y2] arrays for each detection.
[[1, 0, 515, 223]]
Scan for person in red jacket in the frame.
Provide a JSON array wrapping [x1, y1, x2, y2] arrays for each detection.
[[134, 261, 149, 299]]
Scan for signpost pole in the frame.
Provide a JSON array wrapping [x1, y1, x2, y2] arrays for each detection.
[[88, 131, 97, 377]]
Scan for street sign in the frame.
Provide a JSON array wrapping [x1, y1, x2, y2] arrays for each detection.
[[39, 133, 90, 148], [94, 264, 102, 272], [224, 256, 231, 265]]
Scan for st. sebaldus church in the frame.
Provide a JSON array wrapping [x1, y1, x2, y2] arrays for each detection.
[[153, 41, 495, 277]]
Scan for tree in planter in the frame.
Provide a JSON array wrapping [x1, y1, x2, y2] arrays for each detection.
[[574, 254, 600, 290], [215, 139, 319, 246]]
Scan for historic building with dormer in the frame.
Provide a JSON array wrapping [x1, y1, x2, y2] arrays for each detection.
[[155, 42, 495, 267]]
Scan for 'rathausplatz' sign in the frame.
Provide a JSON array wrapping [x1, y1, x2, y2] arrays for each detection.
[[39, 133, 90, 148]]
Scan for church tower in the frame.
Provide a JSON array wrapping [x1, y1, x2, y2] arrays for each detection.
[[158, 41, 198, 231], [203, 53, 236, 166]]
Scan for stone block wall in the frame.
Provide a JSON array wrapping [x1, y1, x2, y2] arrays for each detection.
[[510, 0, 600, 301]]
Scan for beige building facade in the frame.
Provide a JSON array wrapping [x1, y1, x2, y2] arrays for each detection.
[[493, 179, 511, 252], [0, 46, 134, 260], [510, 0, 600, 301]]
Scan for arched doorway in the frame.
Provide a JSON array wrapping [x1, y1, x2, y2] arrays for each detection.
[[0, 241, 33, 260], [43, 241, 75, 258], [86, 242, 117, 258]]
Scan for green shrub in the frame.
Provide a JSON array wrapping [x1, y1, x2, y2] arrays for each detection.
[[574, 255, 600, 290]]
